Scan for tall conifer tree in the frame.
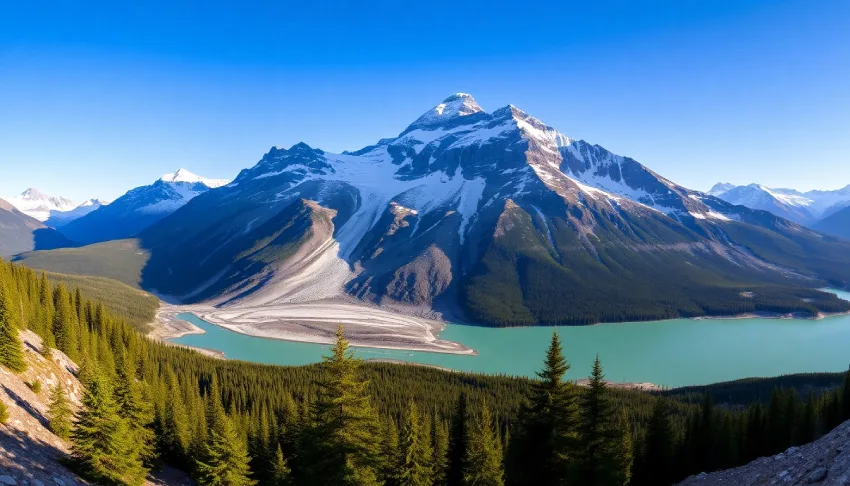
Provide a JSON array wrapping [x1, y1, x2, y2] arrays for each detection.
[[463, 402, 504, 486], [510, 331, 577, 485], [307, 326, 384, 485], [48, 382, 73, 440], [0, 285, 26, 373], [196, 377, 256, 486], [398, 401, 433, 486]]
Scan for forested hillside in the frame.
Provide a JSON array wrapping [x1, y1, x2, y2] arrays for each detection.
[[2, 258, 850, 485]]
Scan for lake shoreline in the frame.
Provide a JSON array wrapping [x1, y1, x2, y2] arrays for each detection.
[[150, 290, 850, 360]]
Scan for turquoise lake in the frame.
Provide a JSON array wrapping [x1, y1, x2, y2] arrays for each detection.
[[171, 289, 850, 388]]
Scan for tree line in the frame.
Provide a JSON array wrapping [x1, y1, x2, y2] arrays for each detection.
[[1, 259, 850, 485]]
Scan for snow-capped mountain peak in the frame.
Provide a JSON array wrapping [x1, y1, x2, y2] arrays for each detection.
[[160, 168, 229, 188], [402, 93, 486, 134], [6, 188, 76, 221], [708, 182, 736, 196]]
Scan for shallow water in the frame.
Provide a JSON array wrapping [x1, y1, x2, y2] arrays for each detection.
[[171, 289, 850, 387]]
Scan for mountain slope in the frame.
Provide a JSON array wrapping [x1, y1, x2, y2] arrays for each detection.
[[113, 93, 850, 326], [5, 188, 76, 222], [44, 198, 109, 227], [0, 198, 75, 257], [814, 205, 850, 240], [58, 169, 229, 245]]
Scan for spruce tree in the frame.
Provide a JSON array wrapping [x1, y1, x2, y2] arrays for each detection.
[[447, 392, 469, 486], [114, 352, 157, 465], [307, 326, 384, 485], [270, 444, 292, 485], [640, 398, 675, 485], [0, 286, 27, 373], [510, 330, 577, 485], [398, 401, 433, 486], [432, 414, 450, 485], [160, 370, 191, 466], [52, 285, 79, 361], [48, 382, 73, 440], [71, 365, 148, 485], [380, 418, 400, 486], [0, 398, 9, 424], [463, 402, 504, 486], [196, 377, 256, 486], [577, 355, 631, 486]]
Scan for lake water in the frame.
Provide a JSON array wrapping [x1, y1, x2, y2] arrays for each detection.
[[170, 289, 850, 388]]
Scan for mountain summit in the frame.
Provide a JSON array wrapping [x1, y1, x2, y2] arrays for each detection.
[[160, 168, 229, 188], [6, 188, 76, 221]]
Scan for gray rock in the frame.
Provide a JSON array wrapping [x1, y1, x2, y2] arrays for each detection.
[[50, 478, 64, 486], [0, 476, 17, 486], [805, 467, 828, 483], [32, 481, 44, 486]]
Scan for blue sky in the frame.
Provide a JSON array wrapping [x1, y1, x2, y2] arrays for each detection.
[[1, 0, 848, 201]]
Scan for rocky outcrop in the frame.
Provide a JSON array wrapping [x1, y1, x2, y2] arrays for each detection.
[[678, 419, 850, 485]]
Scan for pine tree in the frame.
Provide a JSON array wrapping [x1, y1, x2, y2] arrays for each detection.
[[196, 377, 257, 486], [307, 326, 384, 485], [380, 418, 400, 486], [463, 402, 504, 486], [640, 398, 675, 485], [577, 356, 631, 486], [432, 414, 450, 485], [607, 409, 633, 486], [0, 399, 9, 424], [270, 444, 292, 486], [114, 352, 157, 465], [510, 330, 577, 485], [48, 382, 73, 440], [52, 285, 79, 361], [398, 401, 433, 486], [160, 369, 191, 466], [0, 285, 27, 373], [71, 365, 148, 485], [447, 393, 469, 486]]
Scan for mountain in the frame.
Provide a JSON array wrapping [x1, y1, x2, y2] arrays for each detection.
[[707, 182, 736, 196], [58, 169, 229, 245], [44, 198, 110, 227], [0, 198, 75, 257], [814, 205, 850, 240], [6, 188, 76, 221], [106, 92, 850, 326], [711, 183, 850, 225]]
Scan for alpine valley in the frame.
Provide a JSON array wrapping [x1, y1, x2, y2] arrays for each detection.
[[14, 94, 850, 340]]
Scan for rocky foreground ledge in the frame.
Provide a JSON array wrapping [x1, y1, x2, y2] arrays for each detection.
[[678, 418, 850, 485]]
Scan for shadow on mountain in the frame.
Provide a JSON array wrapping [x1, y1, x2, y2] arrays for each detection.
[[32, 227, 77, 251]]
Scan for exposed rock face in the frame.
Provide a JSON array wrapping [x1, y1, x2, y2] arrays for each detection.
[[678, 418, 850, 485]]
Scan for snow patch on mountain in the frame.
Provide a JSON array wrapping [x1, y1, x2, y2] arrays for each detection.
[[6, 188, 76, 221], [160, 168, 229, 188]]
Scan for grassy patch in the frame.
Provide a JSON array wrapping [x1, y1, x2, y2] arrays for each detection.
[[14, 239, 149, 289]]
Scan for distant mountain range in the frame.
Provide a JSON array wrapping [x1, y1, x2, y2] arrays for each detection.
[[0, 198, 75, 257], [57, 168, 229, 245], [709, 183, 850, 233], [17, 93, 850, 326]]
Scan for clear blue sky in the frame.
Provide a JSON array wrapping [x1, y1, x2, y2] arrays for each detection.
[[1, 0, 848, 201]]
